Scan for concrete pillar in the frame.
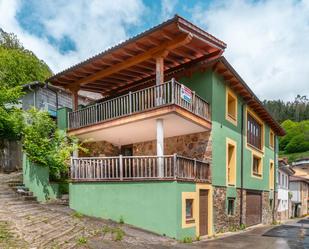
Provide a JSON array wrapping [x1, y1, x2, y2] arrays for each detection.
[[157, 118, 164, 177]]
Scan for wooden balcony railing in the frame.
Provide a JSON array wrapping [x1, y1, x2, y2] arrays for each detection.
[[70, 154, 211, 183], [68, 79, 210, 129]]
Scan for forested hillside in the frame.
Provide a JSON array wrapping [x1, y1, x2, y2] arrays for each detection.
[[263, 96, 309, 162], [263, 95, 309, 123]]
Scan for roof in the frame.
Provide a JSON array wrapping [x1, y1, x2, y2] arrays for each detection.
[[22, 81, 97, 101], [290, 175, 309, 183], [45, 15, 284, 135], [47, 15, 226, 95]]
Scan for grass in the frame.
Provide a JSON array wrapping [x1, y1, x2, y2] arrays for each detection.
[[77, 236, 87, 245], [0, 221, 28, 248], [182, 236, 193, 243], [279, 150, 309, 163], [72, 211, 84, 219], [102, 225, 125, 241]]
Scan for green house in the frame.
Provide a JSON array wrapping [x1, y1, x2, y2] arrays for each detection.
[[43, 15, 285, 240]]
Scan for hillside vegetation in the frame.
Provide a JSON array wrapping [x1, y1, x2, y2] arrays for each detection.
[[264, 96, 309, 162], [0, 29, 52, 140]]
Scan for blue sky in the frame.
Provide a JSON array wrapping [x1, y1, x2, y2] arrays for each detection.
[[0, 0, 309, 100]]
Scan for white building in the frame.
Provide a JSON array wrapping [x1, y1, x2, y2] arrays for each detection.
[[277, 159, 294, 220]]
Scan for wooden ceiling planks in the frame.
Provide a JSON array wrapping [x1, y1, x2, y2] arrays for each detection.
[[48, 15, 225, 94]]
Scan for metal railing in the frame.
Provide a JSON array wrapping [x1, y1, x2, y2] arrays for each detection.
[[70, 154, 211, 182], [68, 79, 210, 129]]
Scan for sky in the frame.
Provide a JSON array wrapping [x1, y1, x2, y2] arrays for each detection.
[[0, 0, 308, 101]]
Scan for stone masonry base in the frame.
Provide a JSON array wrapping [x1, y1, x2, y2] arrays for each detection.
[[213, 187, 275, 233]]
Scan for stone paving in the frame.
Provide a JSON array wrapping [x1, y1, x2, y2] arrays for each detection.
[[0, 172, 176, 249]]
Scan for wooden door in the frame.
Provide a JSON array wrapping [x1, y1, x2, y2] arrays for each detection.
[[246, 191, 262, 226], [199, 190, 208, 236]]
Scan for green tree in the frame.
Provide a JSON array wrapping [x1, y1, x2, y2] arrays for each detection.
[[22, 109, 83, 180], [279, 120, 309, 153], [0, 29, 52, 140]]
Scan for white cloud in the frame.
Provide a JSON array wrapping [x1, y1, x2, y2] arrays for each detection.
[[0, 0, 146, 73], [191, 0, 309, 101], [161, 0, 178, 20]]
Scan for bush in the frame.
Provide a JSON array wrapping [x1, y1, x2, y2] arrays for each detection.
[[22, 108, 84, 180]]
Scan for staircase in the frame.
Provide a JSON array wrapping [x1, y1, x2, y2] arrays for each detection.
[[0, 172, 89, 249]]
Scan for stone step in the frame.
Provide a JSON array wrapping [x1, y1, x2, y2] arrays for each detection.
[[43, 225, 84, 248], [8, 182, 23, 187], [22, 211, 69, 225], [7, 200, 38, 206], [37, 223, 83, 248], [12, 186, 29, 192], [20, 195, 37, 202], [32, 221, 74, 243]]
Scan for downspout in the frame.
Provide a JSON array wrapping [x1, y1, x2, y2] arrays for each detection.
[[273, 136, 277, 222], [240, 103, 245, 225]]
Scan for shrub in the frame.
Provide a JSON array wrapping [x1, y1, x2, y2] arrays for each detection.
[[182, 236, 193, 243]]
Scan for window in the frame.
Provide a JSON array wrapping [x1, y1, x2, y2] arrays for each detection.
[[226, 140, 236, 186], [185, 199, 194, 222], [278, 171, 281, 186], [226, 89, 237, 125], [269, 162, 274, 190], [247, 113, 262, 150], [269, 199, 273, 209], [269, 130, 275, 149], [252, 155, 262, 177], [227, 198, 235, 216]]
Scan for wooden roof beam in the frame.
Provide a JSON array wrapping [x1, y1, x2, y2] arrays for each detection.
[[73, 33, 192, 86]]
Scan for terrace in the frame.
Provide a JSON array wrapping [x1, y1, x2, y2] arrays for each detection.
[[48, 15, 225, 183]]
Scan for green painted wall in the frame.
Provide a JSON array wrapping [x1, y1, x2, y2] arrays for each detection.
[[57, 107, 71, 130], [70, 181, 196, 240], [180, 70, 277, 194], [23, 154, 61, 202]]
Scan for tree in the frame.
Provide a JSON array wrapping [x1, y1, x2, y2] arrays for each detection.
[[279, 120, 309, 153], [263, 95, 309, 123], [0, 29, 52, 140], [22, 109, 83, 180]]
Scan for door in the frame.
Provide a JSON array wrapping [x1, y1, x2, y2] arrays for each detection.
[[246, 191, 262, 226], [199, 190, 208, 236]]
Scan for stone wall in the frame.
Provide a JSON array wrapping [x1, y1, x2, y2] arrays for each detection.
[[262, 191, 273, 224], [79, 131, 211, 160], [213, 188, 276, 233], [133, 132, 211, 160], [213, 187, 242, 233], [79, 140, 119, 157]]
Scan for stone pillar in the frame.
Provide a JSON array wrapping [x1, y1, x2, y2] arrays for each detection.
[[157, 118, 164, 177]]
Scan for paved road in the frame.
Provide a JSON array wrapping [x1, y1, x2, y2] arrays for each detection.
[[193, 219, 309, 249]]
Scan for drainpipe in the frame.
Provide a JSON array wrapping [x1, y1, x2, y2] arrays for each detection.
[[240, 103, 245, 225], [273, 136, 277, 222]]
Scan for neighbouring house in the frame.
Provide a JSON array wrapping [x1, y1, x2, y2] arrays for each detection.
[[20, 82, 97, 201], [277, 158, 294, 221], [289, 176, 309, 217], [0, 82, 94, 173], [42, 15, 284, 240], [21, 81, 94, 116], [289, 159, 309, 217]]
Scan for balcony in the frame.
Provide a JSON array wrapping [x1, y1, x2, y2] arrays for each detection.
[[68, 79, 210, 131], [70, 154, 211, 183]]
